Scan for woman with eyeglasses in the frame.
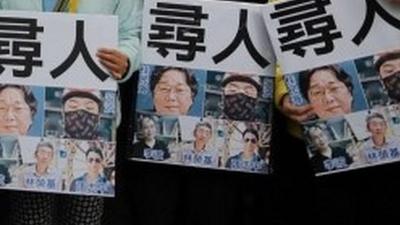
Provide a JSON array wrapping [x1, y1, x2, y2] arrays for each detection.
[[225, 128, 268, 173], [70, 147, 113, 195]]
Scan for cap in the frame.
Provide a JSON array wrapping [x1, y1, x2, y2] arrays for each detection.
[[62, 88, 102, 107], [373, 49, 400, 72], [221, 72, 262, 92]]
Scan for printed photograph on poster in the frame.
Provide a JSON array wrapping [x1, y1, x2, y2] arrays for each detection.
[[1, 137, 116, 196], [389, 104, 400, 137], [345, 107, 400, 167], [17, 137, 63, 191], [130, 113, 272, 174], [286, 61, 369, 123], [370, 49, 400, 105], [0, 135, 19, 187], [221, 120, 271, 173], [303, 119, 355, 174], [174, 116, 219, 168], [44, 87, 116, 142], [0, 84, 45, 137], [65, 140, 115, 195], [353, 49, 400, 109], [204, 71, 273, 123], [136, 65, 206, 117], [354, 56, 390, 108], [130, 112, 178, 162], [304, 104, 400, 175], [132, 64, 274, 173]]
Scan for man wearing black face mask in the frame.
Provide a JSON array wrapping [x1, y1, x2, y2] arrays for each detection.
[[221, 73, 261, 121], [62, 88, 102, 140], [375, 50, 400, 103]]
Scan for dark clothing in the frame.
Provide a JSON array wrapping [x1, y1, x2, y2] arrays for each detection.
[[9, 192, 104, 225], [70, 173, 114, 195], [225, 152, 269, 173], [131, 140, 170, 161], [310, 147, 353, 173]]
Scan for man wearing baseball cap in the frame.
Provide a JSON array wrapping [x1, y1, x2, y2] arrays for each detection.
[[221, 72, 261, 121], [62, 88, 103, 140], [374, 50, 400, 103]]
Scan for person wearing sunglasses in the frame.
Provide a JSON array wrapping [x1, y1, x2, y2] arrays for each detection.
[[225, 128, 268, 173], [70, 147, 113, 195]]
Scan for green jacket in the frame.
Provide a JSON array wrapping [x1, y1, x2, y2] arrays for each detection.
[[0, 0, 142, 82]]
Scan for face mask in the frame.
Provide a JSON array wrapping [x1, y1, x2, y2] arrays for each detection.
[[223, 93, 257, 121], [383, 72, 400, 102], [64, 109, 99, 140]]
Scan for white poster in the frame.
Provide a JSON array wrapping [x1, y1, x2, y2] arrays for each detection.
[[0, 11, 118, 196], [129, 0, 276, 174], [264, 0, 400, 175]]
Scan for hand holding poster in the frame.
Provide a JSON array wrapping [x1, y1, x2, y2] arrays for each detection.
[[0, 11, 118, 196], [129, 0, 276, 174], [264, 0, 400, 175]]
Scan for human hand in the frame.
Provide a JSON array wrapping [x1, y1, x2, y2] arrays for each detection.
[[97, 48, 129, 80], [387, 0, 400, 5], [280, 94, 315, 123]]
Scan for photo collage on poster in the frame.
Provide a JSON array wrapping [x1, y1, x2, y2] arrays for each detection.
[[130, 64, 274, 174], [0, 84, 116, 196], [285, 49, 400, 175]]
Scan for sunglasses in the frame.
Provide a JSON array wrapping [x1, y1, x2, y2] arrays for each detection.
[[88, 157, 102, 164], [244, 138, 257, 144]]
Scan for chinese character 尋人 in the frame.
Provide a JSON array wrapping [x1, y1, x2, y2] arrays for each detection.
[[270, 0, 342, 57], [147, 2, 208, 61], [213, 9, 269, 68], [51, 20, 109, 81], [0, 16, 43, 77], [353, 0, 400, 45]]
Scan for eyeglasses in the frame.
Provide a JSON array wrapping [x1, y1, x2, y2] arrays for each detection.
[[88, 157, 102, 164], [154, 85, 191, 97], [0, 104, 30, 116], [244, 138, 257, 144], [308, 83, 348, 101]]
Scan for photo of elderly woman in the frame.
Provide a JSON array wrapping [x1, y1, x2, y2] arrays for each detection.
[[0, 84, 44, 136]]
